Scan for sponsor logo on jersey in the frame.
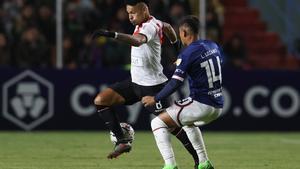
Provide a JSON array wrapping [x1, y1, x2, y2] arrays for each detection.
[[176, 59, 182, 66]]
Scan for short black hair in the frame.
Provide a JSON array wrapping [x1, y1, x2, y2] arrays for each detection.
[[124, 0, 148, 6], [179, 15, 200, 35]]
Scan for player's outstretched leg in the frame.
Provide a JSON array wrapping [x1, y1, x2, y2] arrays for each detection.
[[99, 108, 132, 159], [94, 88, 132, 159]]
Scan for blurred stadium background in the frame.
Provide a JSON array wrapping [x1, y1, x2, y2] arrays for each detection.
[[0, 0, 300, 168]]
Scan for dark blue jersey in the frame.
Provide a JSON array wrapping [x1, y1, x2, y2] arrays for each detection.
[[172, 40, 224, 108]]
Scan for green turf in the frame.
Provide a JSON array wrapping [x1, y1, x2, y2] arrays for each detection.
[[0, 132, 299, 169]]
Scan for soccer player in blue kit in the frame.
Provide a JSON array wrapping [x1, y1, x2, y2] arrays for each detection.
[[142, 15, 224, 169]]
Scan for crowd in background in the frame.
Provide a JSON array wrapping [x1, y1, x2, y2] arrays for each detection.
[[0, 0, 54, 68], [0, 0, 226, 70]]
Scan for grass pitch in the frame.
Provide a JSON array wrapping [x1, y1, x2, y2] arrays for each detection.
[[0, 131, 299, 169]]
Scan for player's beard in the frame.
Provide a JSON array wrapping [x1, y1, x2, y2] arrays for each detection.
[[130, 20, 137, 26]]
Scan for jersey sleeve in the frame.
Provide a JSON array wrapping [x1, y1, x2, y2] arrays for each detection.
[[154, 78, 183, 102], [172, 53, 190, 82], [139, 23, 156, 42], [154, 53, 190, 101]]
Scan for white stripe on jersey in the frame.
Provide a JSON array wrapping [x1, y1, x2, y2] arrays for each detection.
[[172, 75, 184, 82]]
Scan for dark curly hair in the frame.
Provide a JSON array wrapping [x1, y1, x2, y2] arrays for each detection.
[[179, 15, 200, 35]]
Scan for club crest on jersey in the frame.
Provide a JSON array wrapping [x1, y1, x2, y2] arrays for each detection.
[[176, 59, 182, 66]]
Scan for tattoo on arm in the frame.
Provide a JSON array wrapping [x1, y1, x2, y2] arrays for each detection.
[[162, 22, 177, 44], [116, 33, 147, 47]]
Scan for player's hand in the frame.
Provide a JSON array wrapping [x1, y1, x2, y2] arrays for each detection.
[[91, 29, 116, 39], [141, 96, 156, 107]]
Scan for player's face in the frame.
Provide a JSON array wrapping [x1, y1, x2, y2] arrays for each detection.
[[126, 5, 144, 25]]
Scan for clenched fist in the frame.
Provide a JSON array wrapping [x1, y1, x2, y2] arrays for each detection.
[[91, 29, 116, 39], [141, 96, 156, 107]]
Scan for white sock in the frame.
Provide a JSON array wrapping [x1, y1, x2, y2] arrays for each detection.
[[183, 126, 208, 163], [151, 117, 176, 166]]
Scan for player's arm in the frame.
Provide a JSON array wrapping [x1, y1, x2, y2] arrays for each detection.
[[162, 22, 177, 44], [142, 77, 183, 107], [142, 67, 187, 107], [116, 32, 147, 47], [162, 22, 181, 54], [91, 29, 146, 47], [155, 77, 183, 101], [142, 53, 189, 107]]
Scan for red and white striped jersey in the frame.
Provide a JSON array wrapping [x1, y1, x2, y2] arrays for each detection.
[[130, 16, 168, 86]]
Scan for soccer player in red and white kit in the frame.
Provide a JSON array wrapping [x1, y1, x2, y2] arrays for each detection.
[[92, 0, 200, 167]]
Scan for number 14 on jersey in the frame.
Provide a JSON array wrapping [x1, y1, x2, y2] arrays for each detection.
[[200, 56, 222, 89]]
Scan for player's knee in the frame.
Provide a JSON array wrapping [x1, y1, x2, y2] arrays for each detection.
[[151, 117, 168, 131], [94, 88, 124, 106], [93, 95, 102, 106], [94, 94, 110, 106], [94, 95, 111, 114]]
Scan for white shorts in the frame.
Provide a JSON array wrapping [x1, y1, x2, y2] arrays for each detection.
[[166, 97, 222, 127]]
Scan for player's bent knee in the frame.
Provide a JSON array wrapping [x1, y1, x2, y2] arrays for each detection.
[[151, 117, 168, 131], [94, 90, 116, 106], [95, 88, 125, 106], [94, 95, 104, 106], [94, 94, 113, 107]]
